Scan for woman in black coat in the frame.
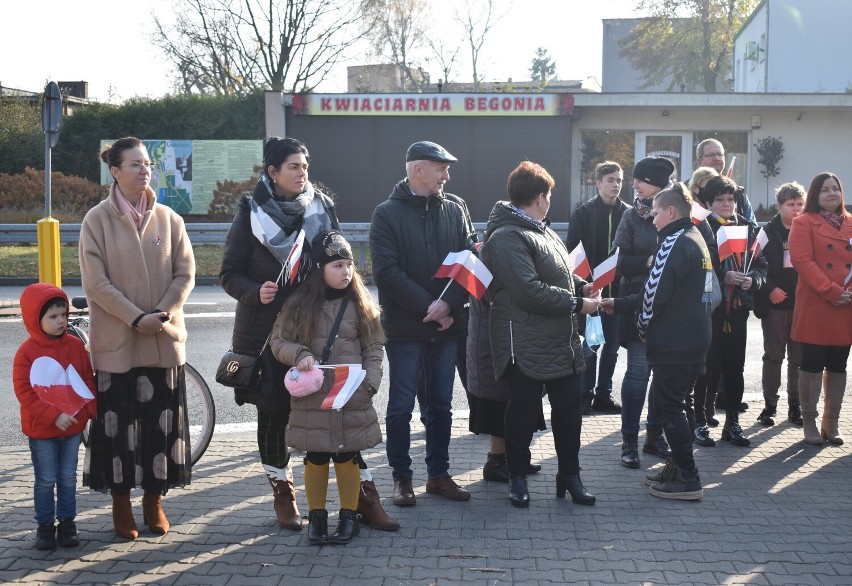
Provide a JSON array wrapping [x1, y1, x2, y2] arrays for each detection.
[[220, 137, 340, 530]]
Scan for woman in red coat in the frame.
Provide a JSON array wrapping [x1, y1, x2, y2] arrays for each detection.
[[789, 172, 852, 445]]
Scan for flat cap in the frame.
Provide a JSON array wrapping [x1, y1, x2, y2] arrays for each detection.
[[406, 141, 458, 163]]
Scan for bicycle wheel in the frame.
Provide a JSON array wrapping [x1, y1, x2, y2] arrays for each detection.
[[184, 363, 215, 467]]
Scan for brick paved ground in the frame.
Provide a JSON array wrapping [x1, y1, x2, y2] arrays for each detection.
[[1, 399, 850, 585]]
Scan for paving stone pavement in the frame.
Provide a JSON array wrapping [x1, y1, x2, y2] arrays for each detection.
[[1, 401, 850, 585]]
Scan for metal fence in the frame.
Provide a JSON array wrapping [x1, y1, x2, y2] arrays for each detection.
[[0, 222, 570, 272]]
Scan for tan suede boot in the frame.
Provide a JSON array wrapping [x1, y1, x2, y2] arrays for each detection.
[[357, 480, 400, 532], [798, 370, 824, 445], [821, 371, 847, 445], [266, 465, 302, 530], [142, 491, 170, 535], [111, 490, 139, 540]]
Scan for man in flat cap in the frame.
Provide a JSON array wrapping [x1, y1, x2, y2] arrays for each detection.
[[370, 141, 476, 506]]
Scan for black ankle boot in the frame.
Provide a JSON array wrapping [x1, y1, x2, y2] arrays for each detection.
[[307, 509, 329, 545], [57, 519, 79, 547], [329, 509, 359, 545], [643, 424, 671, 459], [621, 433, 640, 468], [556, 474, 596, 505], [721, 418, 751, 446], [788, 402, 803, 426], [508, 476, 529, 508], [483, 452, 509, 482]]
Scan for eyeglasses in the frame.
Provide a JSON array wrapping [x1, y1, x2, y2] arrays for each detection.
[[120, 162, 155, 173], [701, 152, 725, 159]]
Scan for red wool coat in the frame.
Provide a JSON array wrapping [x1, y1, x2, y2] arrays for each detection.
[[789, 212, 852, 346]]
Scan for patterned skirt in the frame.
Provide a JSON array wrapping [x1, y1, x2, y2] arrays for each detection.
[[83, 366, 191, 495]]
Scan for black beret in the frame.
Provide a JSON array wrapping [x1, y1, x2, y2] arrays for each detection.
[[406, 141, 458, 163], [632, 156, 675, 189]]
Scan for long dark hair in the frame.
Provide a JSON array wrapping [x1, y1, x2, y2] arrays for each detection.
[[805, 172, 851, 215], [280, 265, 384, 353]]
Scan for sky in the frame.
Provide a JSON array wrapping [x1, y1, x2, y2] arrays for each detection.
[[1, 0, 642, 102]]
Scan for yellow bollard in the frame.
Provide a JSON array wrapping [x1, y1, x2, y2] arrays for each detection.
[[37, 217, 62, 288]]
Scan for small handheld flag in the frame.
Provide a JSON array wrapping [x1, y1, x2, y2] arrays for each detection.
[[285, 229, 306, 285], [691, 202, 711, 225], [591, 248, 619, 292], [744, 227, 769, 273], [319, 364, 367, 410], [717, 225, 748, 266], [434, 250, 493, 300], [568, 242, 592, 279]]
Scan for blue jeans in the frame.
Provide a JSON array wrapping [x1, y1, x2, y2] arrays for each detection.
[[582, 313, 620, 400], [386, 339, 458, 480], [29, 434, 81, 525], [620, 339, 659, 435]]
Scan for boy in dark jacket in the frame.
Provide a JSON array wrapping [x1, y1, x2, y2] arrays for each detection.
[[605, 183, 713, 500], [13, 283, 97, 549], [566, 161, 628, 415], [754, 182, 806, 426]]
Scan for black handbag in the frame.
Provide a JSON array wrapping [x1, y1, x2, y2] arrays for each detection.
[[216, 331, 273, 390]]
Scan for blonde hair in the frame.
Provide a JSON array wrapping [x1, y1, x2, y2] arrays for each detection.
[[689, 166, 720, 190]]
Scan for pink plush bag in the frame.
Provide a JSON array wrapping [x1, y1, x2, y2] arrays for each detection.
[[284, 366, 325, 397]]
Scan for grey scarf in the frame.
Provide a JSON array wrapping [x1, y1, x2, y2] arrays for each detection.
[[250, 176, 332, 282]]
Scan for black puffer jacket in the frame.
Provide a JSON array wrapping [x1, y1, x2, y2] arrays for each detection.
[[481, 202, 586, 381], [219, 183, 339, 412], [613, 205, 719, 346], [369, 179, 474, 341]]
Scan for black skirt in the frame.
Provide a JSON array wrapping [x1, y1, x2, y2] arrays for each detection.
[[83, 366, 191, 495], [467, 392, 546, 437]]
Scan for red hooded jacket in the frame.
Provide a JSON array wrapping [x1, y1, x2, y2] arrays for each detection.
[[13, 283, 97, 439]]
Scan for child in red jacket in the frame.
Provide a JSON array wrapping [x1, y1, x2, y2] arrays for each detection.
[[14, 283, 97, 550]]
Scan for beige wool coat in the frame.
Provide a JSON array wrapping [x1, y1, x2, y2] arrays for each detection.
[[79, 185, 195, 372], [270, 296, 383, 454]]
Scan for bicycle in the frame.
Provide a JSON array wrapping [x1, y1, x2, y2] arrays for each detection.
[[67, 297, 216, 467]]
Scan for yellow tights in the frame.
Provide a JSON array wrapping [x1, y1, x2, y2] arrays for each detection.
[[304, 458, 361, 510]]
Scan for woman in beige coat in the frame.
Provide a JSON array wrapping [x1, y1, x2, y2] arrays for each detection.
[[80, 137, 195, 540], [271, 230, 383, 545]]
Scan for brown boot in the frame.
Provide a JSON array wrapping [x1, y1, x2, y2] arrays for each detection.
[[357, 480, 400, 532], [798, 370, 824, 445], [821, 371, 847, 445], [111, 490, 138, 540], [269, 473, 302, 530], [142, 491, 170, 535]]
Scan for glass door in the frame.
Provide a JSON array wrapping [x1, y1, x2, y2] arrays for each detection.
[[635, 132, 692, 183]]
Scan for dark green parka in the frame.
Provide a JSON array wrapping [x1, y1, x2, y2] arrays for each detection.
[[481, 202, 586, 381]]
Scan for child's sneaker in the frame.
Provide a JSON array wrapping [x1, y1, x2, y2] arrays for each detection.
[[57, 519, 79, 547], [35, 523, 56, 550]]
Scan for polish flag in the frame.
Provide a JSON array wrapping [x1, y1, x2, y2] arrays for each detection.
[[691, 202, 712, 225], [286, 229, 306, 285], [568, 242, 592, 279], [745, 227, 769, 273], [717, 225, 748, 262], [320, 364, 366, 410], [726, 155, 736, 178], [434, 250, 493, 299], [592, 247, 619, 292]]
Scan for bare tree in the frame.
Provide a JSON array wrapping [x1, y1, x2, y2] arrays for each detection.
[[153, 0, 369, 95], [361, 0, 430, 91], [426, 37, 462, 85], [453, 0, 505, 90]]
